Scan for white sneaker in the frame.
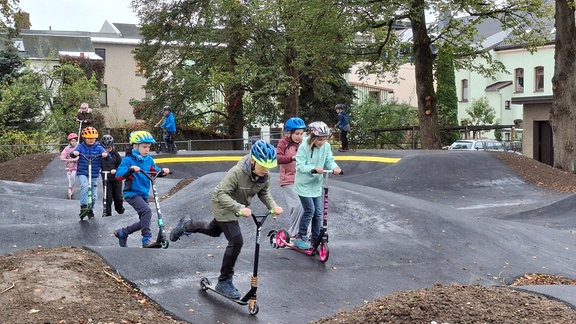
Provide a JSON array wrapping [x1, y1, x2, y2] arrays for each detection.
[[67, 189, 73, 199]]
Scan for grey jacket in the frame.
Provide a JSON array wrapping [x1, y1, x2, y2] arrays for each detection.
[[211, 155, 278, 222]]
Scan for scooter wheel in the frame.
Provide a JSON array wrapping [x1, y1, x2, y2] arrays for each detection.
[[200, 277, 210, 290], [318, 243, 329, 263], [268, 230, 279, 248], [249, 301, 259, 315], [275, 229, 289, 248], [161, 240, 169, 249]]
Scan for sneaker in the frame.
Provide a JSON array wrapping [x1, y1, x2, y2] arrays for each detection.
[[170, 216, 193, 242], [114, 228, 128, 247], [87, 209, 95, 219], [116, 207, 125, 215], [215, 279, 241, 299], [67, 189, 73, 200], [294, 238, 311, 250], [102, 213, 112, 217], [142, 235, 157, 248], [79, 205, 89, 220]]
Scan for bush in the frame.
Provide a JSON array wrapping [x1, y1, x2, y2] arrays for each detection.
[[0, 131, 59, 163]]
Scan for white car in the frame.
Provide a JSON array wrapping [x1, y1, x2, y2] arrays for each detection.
[[448, 139, 506, 151]]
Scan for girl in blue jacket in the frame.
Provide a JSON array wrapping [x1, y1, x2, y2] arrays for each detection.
[[293, 121, 341, 250]]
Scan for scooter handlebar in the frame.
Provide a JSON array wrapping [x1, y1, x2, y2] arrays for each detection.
[[311, 169, 344, 175]]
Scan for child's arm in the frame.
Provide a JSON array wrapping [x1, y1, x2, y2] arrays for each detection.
[[213, 171, 245, 214], [323, 145, 341, 174], [295, 144, 316, 174], [276, 139, 293, 165]]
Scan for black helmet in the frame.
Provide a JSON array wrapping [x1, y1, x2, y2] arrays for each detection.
[[163, 105, 171, 111], [335, 103, 346, 110], [101, 134, 114, 148]]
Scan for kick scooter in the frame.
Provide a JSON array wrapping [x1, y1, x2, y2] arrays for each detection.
[[268, 170, 341, 263], [78, 153, 100, 221], [101, 171, 110, 217], [200, 211, 274, 315], [141, 170, 171, 249]]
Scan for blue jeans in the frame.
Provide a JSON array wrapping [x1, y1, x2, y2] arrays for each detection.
[[78, 174, 98, 208], [298, 195, 323, 241]]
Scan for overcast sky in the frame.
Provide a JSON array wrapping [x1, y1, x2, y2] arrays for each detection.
[[19, 0, 139, 32]]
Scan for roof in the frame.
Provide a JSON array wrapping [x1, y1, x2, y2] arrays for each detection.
[[485, 81, 513, 92], [19, 34, 94, 59]]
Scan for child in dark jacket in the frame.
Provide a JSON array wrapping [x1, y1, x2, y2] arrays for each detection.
[[114, 131, 170, 248], [70, 127, 109, 220], [100, 135, 124, 217]]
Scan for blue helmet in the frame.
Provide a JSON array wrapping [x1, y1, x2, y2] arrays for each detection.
[[251, 140, 277, 168], [285, 117, 306, 132]]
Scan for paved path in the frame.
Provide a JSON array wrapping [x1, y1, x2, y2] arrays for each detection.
[[1, 150, 575, 322]]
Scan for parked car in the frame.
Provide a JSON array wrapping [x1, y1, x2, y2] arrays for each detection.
[[448, 139, 506, 151]]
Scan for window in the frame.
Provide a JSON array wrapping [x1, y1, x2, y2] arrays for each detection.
[[515, 68, 524, 92], [100, 84, 108, 107], [135, 60, 145, 76], [535, 66, 544, 91], [505, 100, 511, 110], [95, 48, 106, 61], [461, 79, 469, 101], [368, 91, 381, 103]]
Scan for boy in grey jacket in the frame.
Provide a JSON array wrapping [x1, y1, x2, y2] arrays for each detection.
[[170, 140, 283, 299]]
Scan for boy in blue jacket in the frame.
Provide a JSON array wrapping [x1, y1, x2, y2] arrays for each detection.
[[158, 105, 176, 152], [114, 131, 170, 248], [70, 127, 109, 220]]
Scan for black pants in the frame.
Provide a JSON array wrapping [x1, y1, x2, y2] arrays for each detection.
[[340, 129, 349, 150], [189, 219, 243, 281], [102, 179, 123, 215]]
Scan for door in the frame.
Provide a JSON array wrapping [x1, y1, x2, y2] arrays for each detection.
[[534, 121, 553, 166]]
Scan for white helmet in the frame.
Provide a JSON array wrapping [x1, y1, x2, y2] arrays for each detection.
[[308, 121, 330, 137]]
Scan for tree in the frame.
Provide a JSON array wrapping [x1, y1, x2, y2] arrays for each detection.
[[347, 0, 552, 149], [0, 0, 21, 38], [0, 44, 24, 86], [436, 47, 459, 146], [132, 0, 252, 149], [0, 68, 51, 131], [463, 97, 496, 139], [550, 1, 576, 172]]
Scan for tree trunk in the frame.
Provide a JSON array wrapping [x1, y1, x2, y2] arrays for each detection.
[[410, 0, 442, 149], [550, 0, 576, 171], [283, 46, 300, 118], [225, 86, 245, 150]]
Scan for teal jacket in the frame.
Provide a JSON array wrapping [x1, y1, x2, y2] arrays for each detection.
[[211, 155, 278, 222], [294, 138, 338, 197]]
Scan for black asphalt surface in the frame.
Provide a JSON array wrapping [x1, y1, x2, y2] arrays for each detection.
[[2, 149, 576, 323]]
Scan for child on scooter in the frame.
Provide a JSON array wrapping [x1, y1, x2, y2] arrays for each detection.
[[70, 127, 109, 220], [100, 135, 125, 217], [276, 117, 306, 238], [170, 140, 283, 299], [114, 131, 170, 248], [60, 133, 79, 199], [294, 121, 341, 250]]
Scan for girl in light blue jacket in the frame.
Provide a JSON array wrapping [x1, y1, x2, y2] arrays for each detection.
[[294, 121, 342, 250]]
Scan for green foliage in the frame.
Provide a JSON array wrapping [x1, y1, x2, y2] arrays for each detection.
[[0, 0, 21, 38], [60, 55, 105, 88], [0, 130, 58, 163], [0, 44, 24, 86], [0, 69, 51, 131], [436, 48, 460, 146], [464, 97, 496, 138], [352, 100, 418, 148]]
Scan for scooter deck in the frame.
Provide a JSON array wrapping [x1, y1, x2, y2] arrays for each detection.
[[200, 278, 248, 305]]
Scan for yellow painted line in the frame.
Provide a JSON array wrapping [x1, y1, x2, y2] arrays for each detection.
[[155, 155, 400, 164], [334, 155, 401, 163], [154, 156, 243, 163]]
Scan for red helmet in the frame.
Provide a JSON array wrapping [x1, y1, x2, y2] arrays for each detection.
[[80, 102, 89, 110], [67, 133, 78, 141]]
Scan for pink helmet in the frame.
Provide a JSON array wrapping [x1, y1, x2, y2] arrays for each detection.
[[67, 133, 78, 141], [80, 102, 89, 110]]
